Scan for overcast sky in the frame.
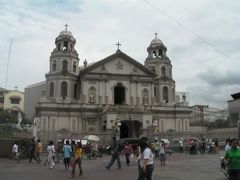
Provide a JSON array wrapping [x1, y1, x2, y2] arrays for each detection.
[[0, 0, 239, 109]]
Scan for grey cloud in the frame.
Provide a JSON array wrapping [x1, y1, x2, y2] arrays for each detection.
[[198, 70, 240, 87]]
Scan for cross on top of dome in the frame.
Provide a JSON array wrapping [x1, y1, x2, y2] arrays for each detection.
[[150, 32, 163, 45], [65, 24, 68, 30], [59, 24, 73, 37]]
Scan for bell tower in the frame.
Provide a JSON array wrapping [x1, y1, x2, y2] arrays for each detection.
[[45, 25, 80, 102], [145, 33, 176, 105]]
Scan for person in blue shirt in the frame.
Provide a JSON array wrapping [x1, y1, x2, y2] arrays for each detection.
[[62, 140, 72, 169]]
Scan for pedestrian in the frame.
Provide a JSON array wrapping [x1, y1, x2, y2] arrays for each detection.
[[55, 140, 63, 164], [98, 144, 103, 158], [12, 141, 20, 161], [105, 136, 122, 169], [179, 138, 184, 153], [29, 138, 38, 163], [225, 138, 231, 152], [138, 137, 154, 180], [62, 140, 72, 169], [36, 139, 42, 163], [71, 141, 83, 178], [214, 138, 219, 154], [46, 140, 55, 169], [159, 140, 166, 166], [153, 139, 160, 159], [224, 138, 240, 180], [124, 142, 132, 166], [91, 142, 98, 160]]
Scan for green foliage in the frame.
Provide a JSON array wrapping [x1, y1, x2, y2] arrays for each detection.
[[0, 110, 32, 125], [0, 110, 17, 124]]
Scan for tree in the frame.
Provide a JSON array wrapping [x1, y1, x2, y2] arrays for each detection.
[[0, 110, 17, 124]]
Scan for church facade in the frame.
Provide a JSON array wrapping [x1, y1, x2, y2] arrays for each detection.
[[32, 27, 191, 144]]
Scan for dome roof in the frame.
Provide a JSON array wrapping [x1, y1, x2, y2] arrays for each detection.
[[55, 25, 76, 43], [150, 38, 163, 45], [59, 29, 73, 37]]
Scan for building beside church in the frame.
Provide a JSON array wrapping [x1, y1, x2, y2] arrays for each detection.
[[24, 27, 192, 144], [0, 87, 24, 115]]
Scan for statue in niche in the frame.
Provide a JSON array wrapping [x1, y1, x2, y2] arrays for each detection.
[[143, 94, 148, 105], [89, 93, 95, 103]]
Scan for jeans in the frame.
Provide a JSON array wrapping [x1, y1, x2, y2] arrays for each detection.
[[160, 153, 165, 165], [106, 154, 122, 169], [138, 164, 154, 180]]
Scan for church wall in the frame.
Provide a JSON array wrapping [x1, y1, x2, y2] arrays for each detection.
[[143, 114, 152, 129], [164, 119, 176, 131], [106, 114, 117, 129]]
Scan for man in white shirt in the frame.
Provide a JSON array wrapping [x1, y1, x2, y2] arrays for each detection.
[[139, 137, 154, 180], [12, 142, 19, 160]]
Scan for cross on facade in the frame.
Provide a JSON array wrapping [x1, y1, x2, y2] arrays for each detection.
[[65, 24, 68, 30], [155, 32, 158, 39], [116, 42, 121, 50]]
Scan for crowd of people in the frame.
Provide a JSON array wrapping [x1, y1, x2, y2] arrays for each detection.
[[176, 137, 220, 154], [10, 136, 240, 180]]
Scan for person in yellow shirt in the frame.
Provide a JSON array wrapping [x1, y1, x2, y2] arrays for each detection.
[[36, 139, 43, 163], [71, 141, 83, 178]]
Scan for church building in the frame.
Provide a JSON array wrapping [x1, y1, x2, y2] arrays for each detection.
[[25, 26, 192, 144]]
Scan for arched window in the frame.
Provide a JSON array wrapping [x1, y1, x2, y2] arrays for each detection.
[[161, 67, 166, 77], [57, 43, 61, 51], [159, 49, 162, 57], [63, 41, 68, 51], [52, 60, 57, 72], [163, 86, 168, 101], [62, 60, 68, 73], [49, 82, 54, 97], [61, 81, 68, 97], [73, 62, 77, 73], [74, 83, 78, 99], [153, 50, 157, 58]]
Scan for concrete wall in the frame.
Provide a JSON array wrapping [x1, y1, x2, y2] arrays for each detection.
[[24, 82, 45, 120]]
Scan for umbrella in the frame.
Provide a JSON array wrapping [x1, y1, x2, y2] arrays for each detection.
[[84, 135, 100, 142]]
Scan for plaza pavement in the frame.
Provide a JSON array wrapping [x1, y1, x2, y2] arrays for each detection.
[[0, 151, 227, 180]]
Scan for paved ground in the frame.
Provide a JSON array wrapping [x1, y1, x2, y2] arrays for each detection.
[[0, 151, 227, 180]]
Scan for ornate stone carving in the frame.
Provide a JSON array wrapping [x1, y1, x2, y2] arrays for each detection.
[[116, 60, 123, 70]]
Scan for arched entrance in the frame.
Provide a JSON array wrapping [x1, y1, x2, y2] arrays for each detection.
[[120, 122, 128, 138], [114, 84, 125, 105], [120, 120, 142, 138]]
